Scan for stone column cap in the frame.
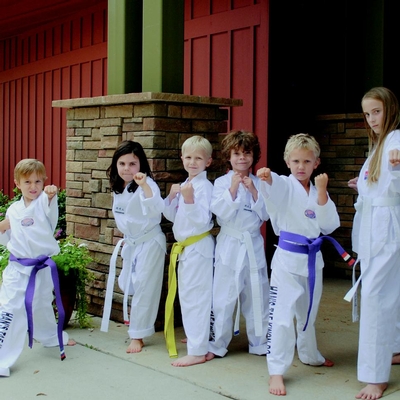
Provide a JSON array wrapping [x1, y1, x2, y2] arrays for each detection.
[[52, 92, 243, 108]]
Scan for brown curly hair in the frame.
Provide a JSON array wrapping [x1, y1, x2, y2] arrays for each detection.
[[220, 130, 261, 168]]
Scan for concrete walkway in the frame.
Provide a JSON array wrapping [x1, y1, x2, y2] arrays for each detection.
[[2, 278, 400, 399]]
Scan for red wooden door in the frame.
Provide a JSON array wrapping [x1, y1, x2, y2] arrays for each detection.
[[0, 1, 107, 196], [184, 0, 269, 168]]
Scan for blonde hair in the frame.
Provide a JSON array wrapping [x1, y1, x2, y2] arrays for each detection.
[[181, 135, 213, 158], [14, 159, 47, 182], [283, 133, 321, 162], [361, 87, 400, 184]]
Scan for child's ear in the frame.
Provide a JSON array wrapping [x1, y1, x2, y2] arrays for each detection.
[[314, 158, 321, 169], [14, 179, 21, 189], [206, 157, 212, 168]]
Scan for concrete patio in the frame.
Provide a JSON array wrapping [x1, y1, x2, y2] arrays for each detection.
[[2, 278, 400, 399]]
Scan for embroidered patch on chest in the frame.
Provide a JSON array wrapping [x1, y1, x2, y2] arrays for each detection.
[[21, 217, 34, 227], [304, 209, 316, 219], [114, 206, 125, 214], [364, 170, 369, 180], [244, 203, 252, 212]]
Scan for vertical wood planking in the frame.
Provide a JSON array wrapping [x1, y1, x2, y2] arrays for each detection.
[[0, 2, 108, 196], [184, 0, 268, 167]]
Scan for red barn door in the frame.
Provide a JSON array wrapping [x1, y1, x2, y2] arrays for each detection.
[[184, 0, 269, 168]]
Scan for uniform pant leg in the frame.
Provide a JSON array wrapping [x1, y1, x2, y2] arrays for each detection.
[[179, 246, 213, 356], [295, 268, 325, 365], [128, 239, 165, 339], [0, 264, 29, 376], [267, 267, 300, 376], [241, 265, 269, 355], [32, 268, 69, 347], [393, 308, 400, 354], [358, 244, 400, 383], [208, 261, 237, 357]]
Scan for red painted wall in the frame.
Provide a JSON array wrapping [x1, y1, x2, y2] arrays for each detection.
[[1, 0, 269, 196], [0, 1, 107, 196], [184, 0, 269, 170]]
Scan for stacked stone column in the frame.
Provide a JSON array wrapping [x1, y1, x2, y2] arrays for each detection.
[[53, 92, 241, 327]]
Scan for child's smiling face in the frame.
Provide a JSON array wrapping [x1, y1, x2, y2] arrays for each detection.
[[181, 147, 212, 180]]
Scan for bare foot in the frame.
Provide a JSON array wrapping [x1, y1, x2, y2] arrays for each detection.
[[304, 358, 334, 367], [392, 353, 400, 364], [67, 339, 76, 346], [126, 339, 144, 353], [269, 375, 286, 396], [321, 358, 334, 367], [205, 351, 215, 361], [355, 383, 388, 399], [171, 355, 206, 367], [181, 337, 187, 343]]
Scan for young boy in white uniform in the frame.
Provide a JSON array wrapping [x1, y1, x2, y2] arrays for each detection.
[[206, 130, 270, 360], [0, 159, 73, 377], [163, 135, 215, 367], [257, 134, 340, 396]]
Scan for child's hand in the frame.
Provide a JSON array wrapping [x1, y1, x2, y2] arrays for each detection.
[[231, 172, 242, 189], [181, 182, 194, 204], [242, 176, 254, 190], [256, 167, 272, 184], [242, 176, 258, 202], [0, 218, 10, 233], [229, 172, 242, 200], [44, 185, 58, 200], [133, 172, 147, 186], [315, 173, 328, 205], [389, 149, 400, 166], [168, 184, 181, 201], [314, 173, 328, 191], [348, 177, 358, 192]]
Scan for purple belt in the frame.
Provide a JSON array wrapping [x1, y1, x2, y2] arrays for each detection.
[[278, 231, 355, 331], [9, 254, 66, 360]]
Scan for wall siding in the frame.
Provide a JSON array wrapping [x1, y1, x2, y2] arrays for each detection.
[[184, 0, 268, 168], [0, 2, 107, 196]]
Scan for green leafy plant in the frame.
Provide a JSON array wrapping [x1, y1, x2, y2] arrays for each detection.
[[52, 235, 94, 328], [0, 189, 94, 329]]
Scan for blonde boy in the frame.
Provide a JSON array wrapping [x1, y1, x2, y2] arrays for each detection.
[[163, 136, 215, 367], [257, 134, 340, 395]]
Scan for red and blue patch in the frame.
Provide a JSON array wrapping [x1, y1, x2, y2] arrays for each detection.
[[304, 209, 316, 219], [21, 217, 34, 227]]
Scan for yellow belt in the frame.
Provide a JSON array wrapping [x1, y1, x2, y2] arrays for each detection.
[[164, 231, 211, 358]]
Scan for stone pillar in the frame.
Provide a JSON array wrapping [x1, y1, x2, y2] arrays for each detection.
[[52, 92, 242, 328], [312, 113, 367, 277]]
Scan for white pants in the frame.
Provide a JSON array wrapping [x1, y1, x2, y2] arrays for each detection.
[[126, 238, 165, 339], [209, 261, 269, 357], [178, 240, 214, 356], [0, 263, 69, 377], [358, 242, 400, 383], [267, 266, 324, 375]]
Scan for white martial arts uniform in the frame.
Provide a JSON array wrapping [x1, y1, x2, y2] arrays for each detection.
[[111, 178, 166, 339], [209, 171, 270, 357], [351, 129, 400, 384], [0, 192, 69, 377], [163, 171, 215, 356], [259, 174, 340, 375]]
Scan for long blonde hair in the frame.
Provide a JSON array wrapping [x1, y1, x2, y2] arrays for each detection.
[[362, 87, 400, 184]]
